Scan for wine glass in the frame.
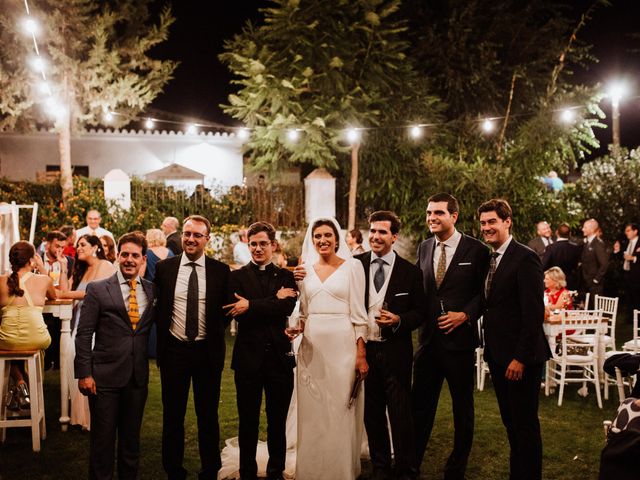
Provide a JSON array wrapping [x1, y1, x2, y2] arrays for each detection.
[[285, 315, 302, 356]]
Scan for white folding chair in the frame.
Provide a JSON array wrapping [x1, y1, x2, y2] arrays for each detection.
[[594, 295, 619, 351], [545, 309, 603, 408], [622, 310, 640, 352], [475, 316, 490, 391]]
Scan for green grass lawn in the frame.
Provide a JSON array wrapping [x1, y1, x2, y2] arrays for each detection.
[[1, 322, 633, 479]]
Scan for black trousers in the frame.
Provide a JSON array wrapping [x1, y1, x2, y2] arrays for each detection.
[[43, 313, 60, 368], [623, 271, 640, 323], [488, 360, 544, 480], [412, 342, 475, 480], [365, 341, 416, 479], [234, 346, 293, 479], [160, 336, 222, 480], [88, 375, 148, 480]]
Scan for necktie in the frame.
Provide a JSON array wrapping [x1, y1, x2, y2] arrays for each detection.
[[373, 258, 386, 292], [624, 240, 635, 271], [485, 252, 500, 298], [435, 242, 447, 288], [185, 262, 199, 340], [127, 279, 140, 330]]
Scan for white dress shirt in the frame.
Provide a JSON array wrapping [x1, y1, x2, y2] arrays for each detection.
[[367, 250, 396, 341], [624, 237, 638, 271], [75, 225, 114, 241], [117, 270, 148, 317], [171, 253, 207, 341]]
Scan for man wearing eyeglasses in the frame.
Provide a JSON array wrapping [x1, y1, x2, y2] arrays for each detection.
[[154, 215, 230, 480], [223, 221, 298, 480]]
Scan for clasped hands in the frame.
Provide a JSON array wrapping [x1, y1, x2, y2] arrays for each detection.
[[437, 311, 468, 334], [223, 287, 298, 317]]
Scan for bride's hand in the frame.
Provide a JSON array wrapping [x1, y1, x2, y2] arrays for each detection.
[[293, 261, 306, 282], [355, 354, 368, 379]]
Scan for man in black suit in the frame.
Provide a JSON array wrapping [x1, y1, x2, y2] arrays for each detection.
[[162, 216, 183, 255], [412, 193, 490, 480], [527, 221, 554, 260], [75, 232, 155, 480], [224, 221, 298, 480], [154, 215, 230, 480], [478, 199, 551, 480], [579, 218, 609, 303], [613, 222, 640, 323], [542, 223, 581, 290], [355, 210, 426, 480]]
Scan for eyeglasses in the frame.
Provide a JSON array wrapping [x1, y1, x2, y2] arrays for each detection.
[[182, 232, 207, 240], [249, 241, 272, 249]]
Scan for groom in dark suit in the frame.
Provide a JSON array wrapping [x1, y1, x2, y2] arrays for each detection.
[[356, 210, 426, 480], [75, 232, 155, 480], [224, 221, 298, 480], [478, 199, 551, 480], [412, 193, 490, 479], [154, 215, 230, 480]]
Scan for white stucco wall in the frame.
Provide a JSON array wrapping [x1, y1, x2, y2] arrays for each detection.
[[0, 128, 244, 187]]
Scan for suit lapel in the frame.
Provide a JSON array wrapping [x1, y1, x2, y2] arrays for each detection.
[[243, 265, 264, 297], [423, 238, 436, 286], [439, 234, 468, 289], [359, 252, 372, 311], [384, 252, 403, 302], [165, 256, 181, 307], [488, 240, 516, 299], [137, 279, 154, 330], [105, 274, 131, 328]]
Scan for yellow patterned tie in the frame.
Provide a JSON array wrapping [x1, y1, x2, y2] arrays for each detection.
[[128, 279, 140, 330], [435, 242, 447, 288]]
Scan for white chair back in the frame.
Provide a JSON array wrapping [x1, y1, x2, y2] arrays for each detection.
[[594, 295, 619, 349], [623, 310, 640, 352]]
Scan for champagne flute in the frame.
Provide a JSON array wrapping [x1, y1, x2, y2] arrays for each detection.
[[285, 315, 302, 356]]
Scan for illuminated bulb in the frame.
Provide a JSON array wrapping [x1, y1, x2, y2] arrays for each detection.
[[237, 128, 250, 140], [346, 128, 361, 144], [410, 125, 423, 139], [187, 124, 197, 135], [38, 81, 50, 95], [287, 129, 300, 142], [560, 109, 575, 123], [608, 81, 627, 107], [145, 118, 154, 129], [482, 119, 495, 133], [23, 18, 38, 35], [0, 232, 4, 246], [45, 99, 66, 119], [104, 111, 114, 123], [31, 57, 45, 73]]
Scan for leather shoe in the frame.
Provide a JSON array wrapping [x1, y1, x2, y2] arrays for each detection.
[[16, 382, 30, 409]]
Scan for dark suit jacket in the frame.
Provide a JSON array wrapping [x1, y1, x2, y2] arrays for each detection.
[[154, 254, 230, 370], [580, 237, 609, 285], [616, 239, 640, 282], [527, 236, 554, 260], [542, 239, 581, 287], [355, 251, 426, 375], [74, 274, 155, 388], [166, 231, 183, 256], [228, 263, 297, 373], [416, 234, 490, 351], [482, 240, 551, 367]]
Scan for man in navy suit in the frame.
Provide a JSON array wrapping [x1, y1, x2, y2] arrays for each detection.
[[75, 232, 155, 480], [356, 211, 426, 480], [478, 199, 551, 480], [412, 193, 490, 480]]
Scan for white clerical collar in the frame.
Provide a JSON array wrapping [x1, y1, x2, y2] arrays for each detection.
[[251, 260, 272, 271]]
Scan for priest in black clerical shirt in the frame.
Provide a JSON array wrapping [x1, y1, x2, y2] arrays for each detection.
[[224, 221, 298, 480]]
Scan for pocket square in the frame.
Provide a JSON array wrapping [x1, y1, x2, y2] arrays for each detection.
[[395, 292, 409, 296], [458, 262, 472, 265]]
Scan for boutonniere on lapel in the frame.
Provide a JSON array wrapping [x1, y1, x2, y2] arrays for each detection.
[[152, 298, 158, 306]]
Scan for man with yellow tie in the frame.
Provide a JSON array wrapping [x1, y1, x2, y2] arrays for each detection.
[[75, 232, 155, 480]]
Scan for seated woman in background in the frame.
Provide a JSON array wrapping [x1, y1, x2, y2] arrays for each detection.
[[100, 234, 117, 264], [58, 234, 115, 430], [0, 241, 57, 410], [142, 228, 174, 282], [544, 266, 573, 316]]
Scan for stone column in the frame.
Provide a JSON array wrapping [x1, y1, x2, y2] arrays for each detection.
[[104, 169, 131, 211], [304, 168, 335, 222]]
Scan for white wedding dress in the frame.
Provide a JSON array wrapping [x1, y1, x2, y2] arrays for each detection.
[[295, 258, 368, 480]]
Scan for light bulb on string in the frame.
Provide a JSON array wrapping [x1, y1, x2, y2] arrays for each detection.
[[346, 128, 361, 145], [409, 125, 423, 139], [44, 98, 66, 119], [23, 18, 38, 35], [560, 109, 575, 124], [30, 57, 46, 73], [287, 129, 300, 142], [481, 119, 495, 133], [237, 128, 250, 140], [37, 81, 50, 95], [145, 118, 154, 129], [103, 111, 114, 123], [607, 81, 628, 107], [187, 124, 197, 135]]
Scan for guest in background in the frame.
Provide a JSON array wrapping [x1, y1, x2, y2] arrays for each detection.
[[161, 216, 183, 256], [76, 210, 114, 241], [272, 241, 288, 269], [233, 228, 252, 266], [101, 235, 117, 264], [542, 223, 581, 291], [0, 241, 56, 411], [61, 225, 77, 258], [579, 218, 609, 305], [347, 228, 366, 255], [613, 223, 640, 323], [143, 229, 175, 282], [544, 267, 573, 314], [528, 221, 554, 260]]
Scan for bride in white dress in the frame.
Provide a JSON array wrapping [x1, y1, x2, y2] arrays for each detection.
[[218, 218, 369, 480], [295, 218, 369, 480]]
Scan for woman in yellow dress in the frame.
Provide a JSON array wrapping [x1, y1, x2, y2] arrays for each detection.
[[0, 241, 57, 409]]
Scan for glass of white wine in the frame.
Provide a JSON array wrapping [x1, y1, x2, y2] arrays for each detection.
[[285, 315, 302, 356]]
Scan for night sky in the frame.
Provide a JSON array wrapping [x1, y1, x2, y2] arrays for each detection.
[[149, 0, 640, 154]]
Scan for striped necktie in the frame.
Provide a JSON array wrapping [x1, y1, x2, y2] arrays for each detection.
[[128, 279, 140, 330], [485, 252, 500, 298]]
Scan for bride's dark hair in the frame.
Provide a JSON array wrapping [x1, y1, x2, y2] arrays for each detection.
[[7, 241, 35, 297], [311, 219, 340, 252]]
